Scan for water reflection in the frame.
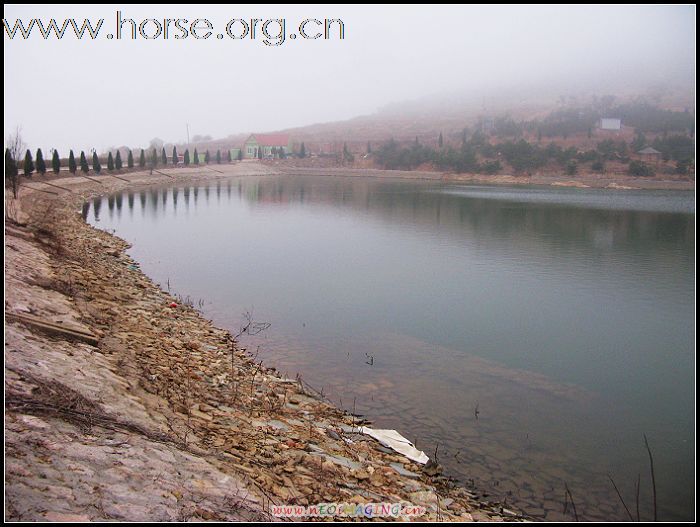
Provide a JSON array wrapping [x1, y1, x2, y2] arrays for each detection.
[[88, 176, 694, 521], [81, 201, 90, 221]]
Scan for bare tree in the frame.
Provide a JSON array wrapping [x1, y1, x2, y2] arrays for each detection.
[[5, 127, 26, 198], [5, 147, 19, 199], [148, 137, 164, 151], [6, 126, 26, 161]]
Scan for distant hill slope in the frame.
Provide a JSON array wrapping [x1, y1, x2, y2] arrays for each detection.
[[172, 84, 694, 154]]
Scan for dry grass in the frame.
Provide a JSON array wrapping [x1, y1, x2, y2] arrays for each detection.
[[6, 367, 172, 444]]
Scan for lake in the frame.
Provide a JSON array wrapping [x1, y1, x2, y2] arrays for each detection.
[[87, 175, 695, 521]]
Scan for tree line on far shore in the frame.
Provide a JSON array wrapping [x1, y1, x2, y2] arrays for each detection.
[[372, 131, 694, 177], [369, 100, 694, 177], [4, 144, 246, 198]]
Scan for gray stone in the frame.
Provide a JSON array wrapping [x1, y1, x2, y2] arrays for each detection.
[[389, 463, 420, 478], [310, 452, 362, 471]]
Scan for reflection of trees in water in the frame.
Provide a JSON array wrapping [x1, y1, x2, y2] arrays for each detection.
[[97, 178, 692, 272], [149, 189, 159, 210], [107, 195, 115, 218], [237, 177, 693, 256], [143, 189, 161, 220]]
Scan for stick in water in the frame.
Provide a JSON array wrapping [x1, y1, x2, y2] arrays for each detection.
[[643, 434, 657, 522], [608, 474, 634, 521], [564, 482, 579, 521]]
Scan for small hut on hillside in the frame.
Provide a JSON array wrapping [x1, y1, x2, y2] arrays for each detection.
[[637, 146, 662, 164]]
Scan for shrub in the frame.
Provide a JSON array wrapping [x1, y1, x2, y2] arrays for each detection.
[[628, 160, 654, 177]]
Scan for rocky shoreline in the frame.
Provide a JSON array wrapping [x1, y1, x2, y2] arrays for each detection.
[[5, 164, 523, 521]]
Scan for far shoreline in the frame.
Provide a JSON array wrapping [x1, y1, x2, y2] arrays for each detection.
[[270, 163, 695, 191], [15, 159, 695, 193]]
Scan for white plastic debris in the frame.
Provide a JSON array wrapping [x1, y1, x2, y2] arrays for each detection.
[[358, 426, 429, 464]]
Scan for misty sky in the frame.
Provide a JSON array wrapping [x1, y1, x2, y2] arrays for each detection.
[[3, 4, 695, 154]]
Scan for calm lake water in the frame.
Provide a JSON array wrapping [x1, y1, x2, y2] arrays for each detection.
[[87, 176, 695, 521]]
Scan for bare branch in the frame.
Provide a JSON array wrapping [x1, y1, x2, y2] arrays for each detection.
[[643, 434, 657, 522], [608, 474, 634, 521]]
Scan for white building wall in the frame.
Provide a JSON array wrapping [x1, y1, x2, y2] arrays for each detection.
[[600, 118, 622, 131]]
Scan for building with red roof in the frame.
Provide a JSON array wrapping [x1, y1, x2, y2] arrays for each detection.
[[244, 133, 291, 158]]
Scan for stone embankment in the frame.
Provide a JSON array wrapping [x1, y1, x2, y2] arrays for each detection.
[[5, 164, 520, 521]]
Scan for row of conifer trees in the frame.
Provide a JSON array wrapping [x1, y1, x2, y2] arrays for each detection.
[[5, 145, 244, 177]]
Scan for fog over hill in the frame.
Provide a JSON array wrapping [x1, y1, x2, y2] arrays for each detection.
[[4, 5, 694, 153], [272, 82, 693, 146]]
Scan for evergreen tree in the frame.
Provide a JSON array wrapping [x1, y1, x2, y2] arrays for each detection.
[[438, 132, 444, 148], [150, 149, 158, 170], [628, 160, 654, 177], [257, 147, 262, 160], [193, 148, 199, 165], [107, 152, 114, 170], [343, 142, 354, 162], [184, 149, 190, 165], [115, 150, 122, 170], [172, 146, 178, 165], [161, 147, 167, 165], [591, 160, 604, 172], [632, 132, 647, 151], [35, 148, 46, 175], [216, 149, 221, 164], [69, 150, 77, 174], [299, 142, 306, 158], [205, 150, 210, 164], [24, 149, 34, 177], [279, 147, 286, 159], [227, 149, 232, 162], [6, 148, 19, 198], [127, 150, 134, 168], [139, 149, 146, 168], [52, 150, 60, 174], [676, 159, 690, 175], [92, 151, 101, 173], [80, 151, 89, 173], [237, 150, 243, 161]]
